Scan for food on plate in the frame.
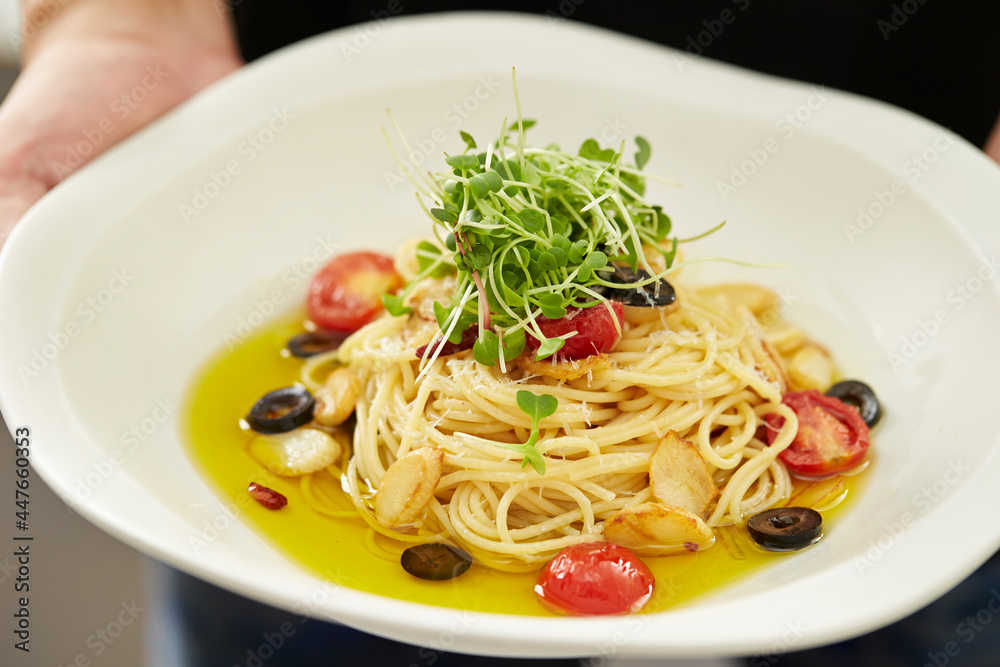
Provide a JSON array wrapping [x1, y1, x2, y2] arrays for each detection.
[[248, 482, 288, 510], [197, 91, 880, 615], [287, 331, 349, 359], [825, 380, 882, 427], [763, 390, 871, 477], [306, 251, 403, 332], [746, 507, 823, 551], [534, 542, 654, 615], [245, 386, 315, 434], [400, 543, 474, 581]]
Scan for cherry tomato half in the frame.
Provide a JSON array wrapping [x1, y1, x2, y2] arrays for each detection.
[[307, 252, 402, 333], [534, 542, 654, 616], [765, 390, 871, 476], [527, 301, 625, 361]]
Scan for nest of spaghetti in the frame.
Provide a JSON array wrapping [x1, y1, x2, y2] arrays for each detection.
[[305, 261, 834, 574]]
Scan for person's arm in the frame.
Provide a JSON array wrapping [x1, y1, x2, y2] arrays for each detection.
[[0, 0, 242, 243]]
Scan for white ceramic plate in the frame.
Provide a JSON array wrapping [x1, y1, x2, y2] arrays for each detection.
[[3, 12, 1000, 659]]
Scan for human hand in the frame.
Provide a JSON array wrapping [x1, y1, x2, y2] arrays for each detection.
[[0, 0, 242, 246], [987, 115, 1000, 166]]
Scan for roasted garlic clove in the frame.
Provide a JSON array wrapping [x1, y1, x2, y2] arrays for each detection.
[[744, 310, 789, 395], [375, 447, 444, 527], [314, 368, 361, 427], [603, 502, 714, 555], [248, 428, 342, 477], [788, 344, 834, 392], [649, 431, 718, 519]]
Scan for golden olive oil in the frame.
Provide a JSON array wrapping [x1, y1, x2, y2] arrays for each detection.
[[184, 312, 863, 616]]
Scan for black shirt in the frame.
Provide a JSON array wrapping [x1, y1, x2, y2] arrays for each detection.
[[231, 1, 1000, 146]]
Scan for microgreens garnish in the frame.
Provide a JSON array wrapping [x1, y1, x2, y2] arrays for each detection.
[[382, 69, 727, 376], [454, 389, 557, 475], [503, 390, 557, 475]]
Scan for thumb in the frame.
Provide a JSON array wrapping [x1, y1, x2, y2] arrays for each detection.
[[0, 175, 49, 249], [987, 129, 1000, 167], [986, 112, 1000, 166]]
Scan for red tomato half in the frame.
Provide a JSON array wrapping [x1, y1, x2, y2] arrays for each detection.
[[307, 252, 402, 332], [534, 542, 654, 616], [527, 301, 625, 361], [765, 390, 871, 476]]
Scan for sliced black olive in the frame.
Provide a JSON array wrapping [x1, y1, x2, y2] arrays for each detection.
[[598, 264, 676, 308], [401, 543, 473, 581], [287, 331, 348, 358], [826, 380, 881, 428], [246, 386, 315, 434], [747, 507, 823, 552]]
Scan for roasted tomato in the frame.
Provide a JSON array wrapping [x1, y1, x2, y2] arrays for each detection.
[[765, 390, 871, 476], [534, 542, 654, 616], [527, 301, 625, 361], [307, 252, 402, 332], [415, 325, 479, 358]]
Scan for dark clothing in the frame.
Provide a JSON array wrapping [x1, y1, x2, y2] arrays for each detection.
[[231, 1, 1000, 147]]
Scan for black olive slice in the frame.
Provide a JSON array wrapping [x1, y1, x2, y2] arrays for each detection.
[[401, 543, 473, 581], [826, 380, 882, 428], [599, 264, 676, 308], [747, 507, 823, 552], [246, 387, 315, 434], [287, 331, 348, 358]]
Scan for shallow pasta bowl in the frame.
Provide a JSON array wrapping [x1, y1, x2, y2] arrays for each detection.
[[2, 12, 1000, 659]]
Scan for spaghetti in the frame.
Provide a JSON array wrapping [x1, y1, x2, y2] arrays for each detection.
[[305, 274, 809, 572]]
